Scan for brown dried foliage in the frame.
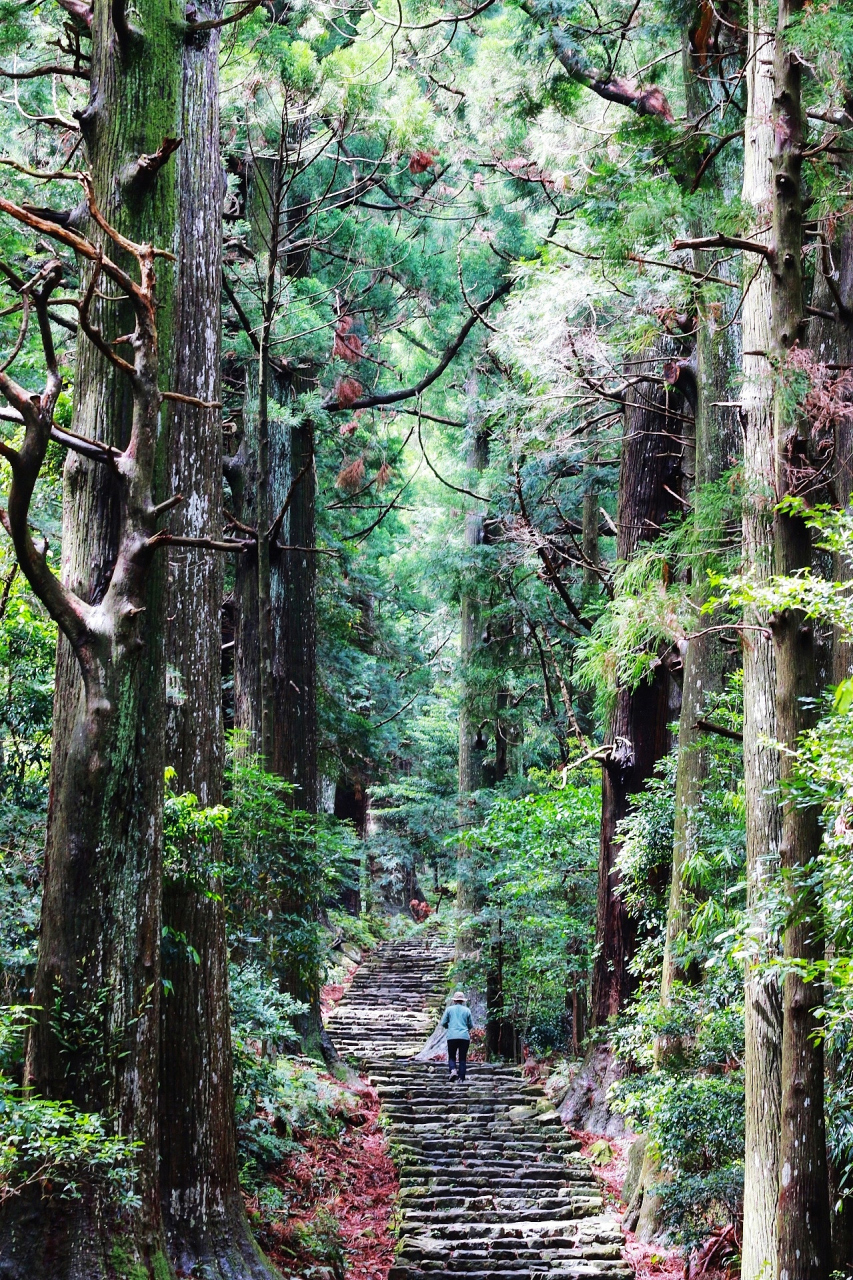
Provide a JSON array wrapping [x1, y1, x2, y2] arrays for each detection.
[[785, 347, 853, 497], [336, 456, 365, 492], [409, 148, 439, 174], [333, 375, 364, 407], [333, 315, 364, 363]]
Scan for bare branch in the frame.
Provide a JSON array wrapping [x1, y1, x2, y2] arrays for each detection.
[[161, 390, 223, 409], [268, 457, 312, 544], [0, 63, 89, 81], [55, 0, 93, 27], [694, 717, 743, 742], [124, 137, 182, 196], [672, 232, 776, 263], [153, 494, 184, 518], [186, 0, 262, 31], [525, 6, 675, 122], [50, 423, 122, 466], [0, 264, 91, 649], [147, 531, 253, 553]]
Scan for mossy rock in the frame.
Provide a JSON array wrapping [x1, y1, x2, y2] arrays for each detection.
[[621, 1134, 648, 1206]]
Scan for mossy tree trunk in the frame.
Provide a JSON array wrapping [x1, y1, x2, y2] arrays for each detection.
[[591, 356, 687, 1025], [770, 2, 831, 1271], [659, 10, 743, 1016], [158, 13, 277, 1275], [0, 0, 185, 1272]]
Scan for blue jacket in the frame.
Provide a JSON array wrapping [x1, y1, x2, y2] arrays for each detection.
[[440, 1003, 474, 1041]]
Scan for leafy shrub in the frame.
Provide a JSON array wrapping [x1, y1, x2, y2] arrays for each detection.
[[612, 1070, 744, 1244], [456, 771, 599, 1046], [659, 1165, 744, 1248], [0, 1007, 140, 1209]]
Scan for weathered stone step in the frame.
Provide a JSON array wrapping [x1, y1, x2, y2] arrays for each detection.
[[324, 939, 625, 1280]]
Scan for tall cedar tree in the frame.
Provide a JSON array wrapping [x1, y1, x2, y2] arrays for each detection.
[[0, 0, 182, 1264]]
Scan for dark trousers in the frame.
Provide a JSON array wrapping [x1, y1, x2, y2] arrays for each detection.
[[447, 1038, 469, 1081]]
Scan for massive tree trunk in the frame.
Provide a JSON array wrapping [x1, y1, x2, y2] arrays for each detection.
[[271, 416, 318, 812], [0, 1, 183, 1273], [659, 15, 743, 1009], [457, 415, 488, 945], [272, 192, 319, 815], [771, 3, 831, 1272], [158, 17, 276, 1277], [230, 157, 323, 1041], [591, 357, 687, 1025], [807, 140, 853, 1280], [739, 12, 784, 1279]]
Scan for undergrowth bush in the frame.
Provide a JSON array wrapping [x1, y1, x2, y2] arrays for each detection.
[[0, 1007, 140, 1209]]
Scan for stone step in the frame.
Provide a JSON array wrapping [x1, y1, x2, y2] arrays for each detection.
[[324, 939, 625, 1280]]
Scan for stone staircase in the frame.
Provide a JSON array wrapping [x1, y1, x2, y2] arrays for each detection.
[[326, 938, 455, 1058], [326, 939, 629, 1280]]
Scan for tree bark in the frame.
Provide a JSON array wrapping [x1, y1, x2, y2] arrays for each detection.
[[158, 16, 277, 1276], [739, 12, 784, 1279], [271, 414, 318, 812], [457, 409, 488, 957], [659, 16, 743, 1010], [591, 354, 686, 1025], [771, 3, 831, 1272], [0, 2, 184, 1273], [806, 145, 853, 1280]]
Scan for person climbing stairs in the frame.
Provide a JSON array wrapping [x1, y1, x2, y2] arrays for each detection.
[[326, 938, 630, 1279]]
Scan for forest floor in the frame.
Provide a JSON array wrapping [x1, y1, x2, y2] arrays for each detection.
[[569, 1129, 684, 1280], [246, 953, 399, 1280], [252, 1072, 398, 1280]]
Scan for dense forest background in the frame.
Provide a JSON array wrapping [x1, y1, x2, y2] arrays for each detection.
[[0, 0, 853, 1277]]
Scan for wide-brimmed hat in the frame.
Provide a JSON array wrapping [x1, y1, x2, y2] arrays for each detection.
[[451, 991, 466, 1003]]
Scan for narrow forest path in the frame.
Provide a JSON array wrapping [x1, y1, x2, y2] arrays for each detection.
[[326, 939, 630, 1280]]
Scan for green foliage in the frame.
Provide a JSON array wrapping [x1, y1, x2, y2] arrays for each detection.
[[616, 754, 675, 932], [230, 962, 357, 1193], [579, 474, 741, 712], [0, 1007, 141, 1209], [163, 772, 230, 887], [222, 743, 359, 987], [613, 1070, 744, 1245], [457, 772, 599, 1048]]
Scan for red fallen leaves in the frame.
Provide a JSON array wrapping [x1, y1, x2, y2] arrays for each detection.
[[259, 1078, 398, 1280], [467, 1025, 486, 1062], [321, 961, 360, 1021], [569, 1129, 684, 1280], [409, 148, 439, 174]]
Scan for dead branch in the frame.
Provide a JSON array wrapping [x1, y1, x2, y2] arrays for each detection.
[[50, 423, 122, 466], [0, 63, 89, 80], [55, 0, 93, 27], [186, 0, 262, 31], [0, 261, 92, 648], [162, 390, 223, 409], [694, 718, 743, 742], [124, 137, 182, 195], [672, 232, 775, 263], [268, 457, 312, 544], [147, 531, 253, 553]]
